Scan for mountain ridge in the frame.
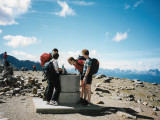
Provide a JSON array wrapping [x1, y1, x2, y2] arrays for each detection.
[[0, 53, 160, 84]]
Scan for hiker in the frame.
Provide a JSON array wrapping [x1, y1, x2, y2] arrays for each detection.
[[68, 57, 85, 103], [3, 52, 7, 66], [51, 48, 58, 56], [33, 65, 37, 72], [81, 49, 93, 106], [42, 48, 59, 101], [46, 53, 62, 105]]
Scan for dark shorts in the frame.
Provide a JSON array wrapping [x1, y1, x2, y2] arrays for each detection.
[[81, 74, 92, 84], [80, 72, 83, 81]]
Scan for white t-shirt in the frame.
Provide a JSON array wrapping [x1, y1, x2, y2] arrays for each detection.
[[51, 59, 59, 73]]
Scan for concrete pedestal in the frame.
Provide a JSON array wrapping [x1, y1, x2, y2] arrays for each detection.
[[59, 92, 80, 104], [60, 75, 80, 93], [59, 74, 80, 104]]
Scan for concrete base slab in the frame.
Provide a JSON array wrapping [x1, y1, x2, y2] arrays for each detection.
[[33, 98, 103, 114]]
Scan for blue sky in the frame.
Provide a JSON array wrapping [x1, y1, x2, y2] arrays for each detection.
[[0, 0, 160, 70]]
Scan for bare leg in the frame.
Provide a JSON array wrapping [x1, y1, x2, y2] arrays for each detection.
[[86, 84, 91, 103], [84, 84, 88, 100], [80, 86, 84, 99]]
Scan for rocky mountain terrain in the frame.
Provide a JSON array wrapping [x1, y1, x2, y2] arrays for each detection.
[[0, 54, 41, 70], [0, 67, 160, 120]]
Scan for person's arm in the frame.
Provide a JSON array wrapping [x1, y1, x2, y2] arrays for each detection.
[[84, 67, 90, 77], [83, 59, 92, 82], [53, 61, 59, 72], [54, 61, 62, 71]]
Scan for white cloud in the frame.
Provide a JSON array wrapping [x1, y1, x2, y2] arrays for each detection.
[[133, 0, 143, 9], [11, 50, 39, 62], [55, 1, 76, 17], [100, 58, 160, 71], [113, 32, 128, 42], [0, 0, 31, 25], [0, 29, 2, 33], [3, 35, 38, 48], [124, 3, 130, 10], [71, 1, 95, 6]]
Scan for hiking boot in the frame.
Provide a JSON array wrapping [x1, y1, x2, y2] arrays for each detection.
[[50, 100, 58, 106], [82, 100, 89, 106], [80, 98, 86, 103]]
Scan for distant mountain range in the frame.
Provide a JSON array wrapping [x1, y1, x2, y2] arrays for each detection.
[[0, 53, 160, 84], [0, 54, 41, 70], [97, 68, 160, 84]]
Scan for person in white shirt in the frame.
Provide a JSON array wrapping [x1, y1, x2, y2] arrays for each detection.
[[46, 53, 62, 105]]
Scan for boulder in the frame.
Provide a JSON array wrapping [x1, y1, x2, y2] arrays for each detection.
[[7, 75, 12, 78], [96, 101, 104, 104], [95, 88, 110, 93], [137, 99, 141, 103], [32, 87, 37, 94], [3, 87, 10, 92], [5, 67, 13, 75], [152, 112, 158, 116], [13, 88, 21, 94], [143, 102, 148, 106], [28, 78, 35, 85], [103, 77, 111, 83], [95, 74, 105, 79], [0, 76, 3, 80], [153, 107, 159, 111], [152, 83, 157, 85], [0, 92, 5, 96], [2, 71, 9, 78]]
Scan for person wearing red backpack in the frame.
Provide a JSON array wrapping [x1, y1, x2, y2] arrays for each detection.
[[33, 65, 37, 72], [68, 57, 85, 103], [3, 52, 7, 66], [41, 48, 59, 101]]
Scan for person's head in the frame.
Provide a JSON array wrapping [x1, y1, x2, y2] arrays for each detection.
[[52, 48, 58, 54], [52, 53, 59, 60], [81, 49, 89, 58], [4, 52, 7, 54], [68, 57, 76, 65]]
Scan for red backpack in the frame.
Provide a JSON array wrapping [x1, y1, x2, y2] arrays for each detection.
[[40, 53, 52, 67]]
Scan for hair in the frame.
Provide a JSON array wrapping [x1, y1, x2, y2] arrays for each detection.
[[68, 57, 75, 63], [82, 49, 89, 55], [4, 52, 7, 54], [52, 53, 59, 59], [52, 48, 58, 53]]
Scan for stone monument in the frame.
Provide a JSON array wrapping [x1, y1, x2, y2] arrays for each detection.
[[59, 74, 80, 104]]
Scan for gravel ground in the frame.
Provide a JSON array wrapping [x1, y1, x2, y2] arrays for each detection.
[[0, 71, 160, 120], [0, 95, 119, 120]]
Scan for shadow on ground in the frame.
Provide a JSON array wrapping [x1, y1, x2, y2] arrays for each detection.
[[79, 107, 154, 119]]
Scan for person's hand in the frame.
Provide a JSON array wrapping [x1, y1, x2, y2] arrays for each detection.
[[80, 81, 84, 87], [82, 77, 86, 85], [58, 68, 62, 71]]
